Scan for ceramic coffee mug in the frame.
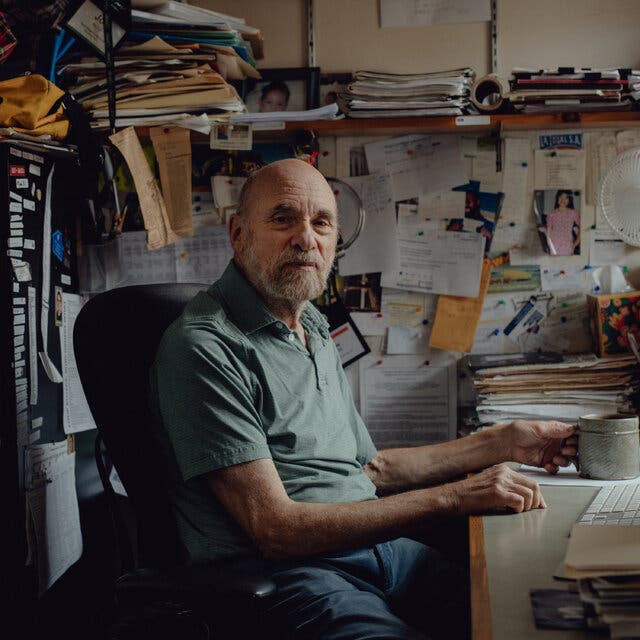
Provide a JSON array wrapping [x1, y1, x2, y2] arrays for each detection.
[[577, 413, 640, 480]]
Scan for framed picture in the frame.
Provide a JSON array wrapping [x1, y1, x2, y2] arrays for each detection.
[[242, 67, 321, 112]]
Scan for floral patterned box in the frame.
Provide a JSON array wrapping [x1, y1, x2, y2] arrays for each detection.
[[587, 291, 640, 357]]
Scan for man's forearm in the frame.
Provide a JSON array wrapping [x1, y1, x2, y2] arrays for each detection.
[[365, 424, 512, 495], [258, 485, 458, 558]]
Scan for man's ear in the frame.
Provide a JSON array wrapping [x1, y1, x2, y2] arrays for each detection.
[[228, 213, 242, 249]]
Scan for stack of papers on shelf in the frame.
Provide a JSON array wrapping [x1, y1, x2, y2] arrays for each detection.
[[336, 68, 475, 118], [465, 352, 640, 425], [229, 102, 342, 124], [131, 0, 263, 63], [506, 67, 640, 113], [57, 36, 250, 129]]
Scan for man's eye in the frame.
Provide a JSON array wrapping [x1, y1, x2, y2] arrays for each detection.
[[273, 215, 289, 224]]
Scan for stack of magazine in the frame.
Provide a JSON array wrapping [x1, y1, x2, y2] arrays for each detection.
[[505, 67, 640, 113], [336, 68, 475, 118], [463, 352, 640, 426]]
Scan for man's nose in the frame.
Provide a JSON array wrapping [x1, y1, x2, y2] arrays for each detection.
[[291, 220, 316, 251]]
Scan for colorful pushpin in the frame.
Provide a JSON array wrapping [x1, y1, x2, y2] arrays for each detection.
[[422, 318, 430, 325]]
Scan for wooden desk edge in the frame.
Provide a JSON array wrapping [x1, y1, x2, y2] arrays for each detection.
[[469, 515, 492, 640]]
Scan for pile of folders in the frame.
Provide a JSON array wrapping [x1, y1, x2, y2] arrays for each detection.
[[464, 352, 640, 427], [56, 2, 263, 130], [506, 67, 640, 113]]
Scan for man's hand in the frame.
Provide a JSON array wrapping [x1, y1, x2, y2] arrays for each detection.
[[505, 419, 577, 474], [447, 463, 545, 514]]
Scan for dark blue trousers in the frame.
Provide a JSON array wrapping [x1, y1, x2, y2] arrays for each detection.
[[262, 537, 470, 640]]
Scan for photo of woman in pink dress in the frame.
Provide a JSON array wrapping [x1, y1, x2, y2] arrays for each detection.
[[544, 189, 580, 256]]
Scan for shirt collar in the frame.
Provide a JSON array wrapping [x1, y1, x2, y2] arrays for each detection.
[[211, 260, 329, 340]]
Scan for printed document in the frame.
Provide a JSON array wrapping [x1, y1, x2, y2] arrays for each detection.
[[337, 173, 399, 276], [364, 134, 467, 201], [25, 440, 83, 595], [380, 0, 491, 27], [381, 223, 485, 297], [60, 293, 97, 434], [359, 352, 456, 448]]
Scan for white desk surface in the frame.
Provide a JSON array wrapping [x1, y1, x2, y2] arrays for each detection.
[[475, 484, 604, 639]]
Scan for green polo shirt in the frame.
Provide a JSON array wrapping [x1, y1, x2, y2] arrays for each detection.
[[150, 261, 378, 562]]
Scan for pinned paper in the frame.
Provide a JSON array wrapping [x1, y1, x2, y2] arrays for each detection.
[[503, 295, 552, 341], [429, 258, 492, 352], [110, 126, 179, 250]]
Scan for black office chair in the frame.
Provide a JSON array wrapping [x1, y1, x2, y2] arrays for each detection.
[[73, 283, 276, 640]]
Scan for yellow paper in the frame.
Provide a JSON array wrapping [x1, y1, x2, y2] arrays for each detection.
[[429, 259, 492, 352]]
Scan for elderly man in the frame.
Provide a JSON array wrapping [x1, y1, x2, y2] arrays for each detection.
[[151, 158, 577, 639]]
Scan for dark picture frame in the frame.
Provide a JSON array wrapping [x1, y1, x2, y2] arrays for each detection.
[[240, 67, 321, 112]]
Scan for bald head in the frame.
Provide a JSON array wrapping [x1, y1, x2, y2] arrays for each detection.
[[236, 159, 336, 220]]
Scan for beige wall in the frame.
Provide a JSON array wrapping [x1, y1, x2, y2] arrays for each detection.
[[194, 0, 640, 75]]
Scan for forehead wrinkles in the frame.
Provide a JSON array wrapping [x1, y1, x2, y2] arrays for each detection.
[[251, 169, 337, 217]]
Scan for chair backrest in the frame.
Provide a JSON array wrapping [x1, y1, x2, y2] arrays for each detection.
[[74, 283, 205, 568]]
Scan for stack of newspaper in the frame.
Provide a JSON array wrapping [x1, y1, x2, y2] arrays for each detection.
[[505, 67, 640, 113], [336, 68, 475, 118], [465, 352, 640, 426]]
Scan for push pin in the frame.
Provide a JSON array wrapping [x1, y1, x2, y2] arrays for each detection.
[[422, 318, 430, 325], [492, 328, 500, 336]]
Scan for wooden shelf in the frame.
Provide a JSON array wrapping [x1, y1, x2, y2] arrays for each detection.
[[131, 110, 640, 142], [282, 110, 640, 137]]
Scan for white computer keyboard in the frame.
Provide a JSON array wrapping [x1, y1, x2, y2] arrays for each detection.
[[576, 482, 640, 525]]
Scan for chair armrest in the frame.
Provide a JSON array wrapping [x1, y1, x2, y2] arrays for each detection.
[[115, 561, 276, 606]]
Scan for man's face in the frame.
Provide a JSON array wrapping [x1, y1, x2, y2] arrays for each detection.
[[232, 162, 338, 305]]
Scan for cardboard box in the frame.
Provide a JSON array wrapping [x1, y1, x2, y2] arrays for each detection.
[[587, 291, 640, 357]]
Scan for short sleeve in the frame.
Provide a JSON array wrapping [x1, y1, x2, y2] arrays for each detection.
[[152, 323, 271, 482]]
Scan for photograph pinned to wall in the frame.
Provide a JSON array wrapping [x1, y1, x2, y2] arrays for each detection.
[[242, 67, 320, 113], [534, 189, 581, 256], [488, 265, 541, 293], [55, 285, 63, 326], [342, 273, 382, 312], [210, 123, 253, 150], [449, 181, 505, 255]]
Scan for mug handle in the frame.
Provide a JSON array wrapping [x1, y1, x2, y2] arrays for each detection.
[[564, 428, 579, 472]]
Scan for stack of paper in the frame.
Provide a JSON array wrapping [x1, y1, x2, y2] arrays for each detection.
[[564, 525, 640, 636], [466, 352, 640, 425], [336, 68, 475, 118], [131, 0, 264, 63], [58, 36, 252, 129], [506, 67, 640, 113], [229, 102, 342, 124]]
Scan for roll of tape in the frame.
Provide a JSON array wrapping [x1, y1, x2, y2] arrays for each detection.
[[470, 74, 506, 113]]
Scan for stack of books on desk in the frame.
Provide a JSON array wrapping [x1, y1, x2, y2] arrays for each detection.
[[336, 68, 475, 118], [505, 67, 640, 113], [465, 352, 640, 426]]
